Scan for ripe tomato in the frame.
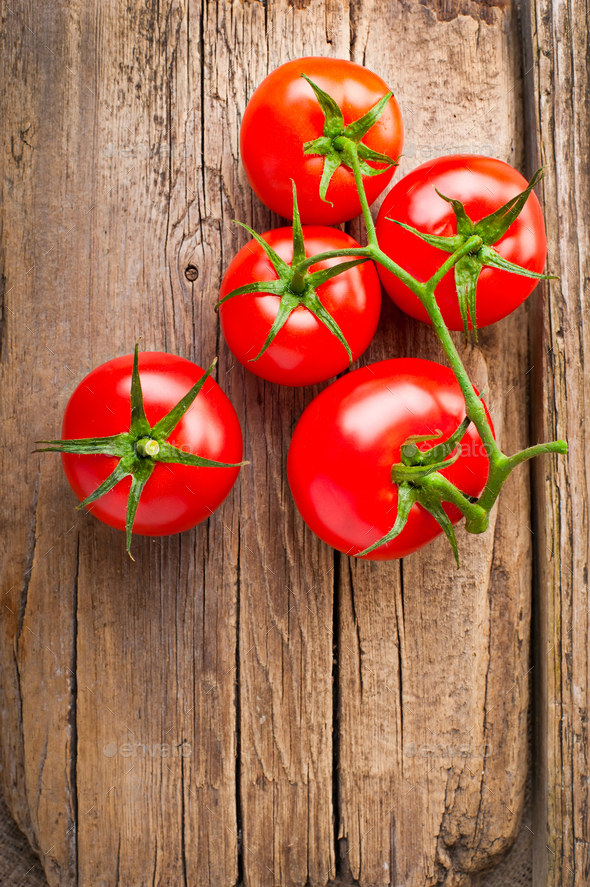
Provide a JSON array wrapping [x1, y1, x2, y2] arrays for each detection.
[[287, 358, 491, 560], [59, 351, 243, 537], [240, 57, 403, 224], [219, 226, 381, 387], [375, 155, 548, 330]]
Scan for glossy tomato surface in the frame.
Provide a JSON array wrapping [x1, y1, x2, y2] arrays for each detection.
[[375, 155, 547, 329], [219, 226, 381, 386], [287, 358, 492, 560], [240, 57, 403, 224], [61, 352, 243, 536]]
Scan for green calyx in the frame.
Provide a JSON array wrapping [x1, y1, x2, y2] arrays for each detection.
[[216, 180, 369, 365], [357, 418, 486, 566], [35, 342, 248, 559], [387, 168, 557, 341], [300, 74, 399, 205]]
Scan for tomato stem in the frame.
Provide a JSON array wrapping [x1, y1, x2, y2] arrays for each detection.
[[341, 141, 379, 248], [345, 156, 567, 556], [343, 146, 425, 297], [298, 78, 567, 561], [136, 438, 160, 458], [289, 270, 307, 295]]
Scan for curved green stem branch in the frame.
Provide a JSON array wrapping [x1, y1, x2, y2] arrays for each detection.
[[350, 164, 566, 555], [507, 438, 568, 468], [342, 145, 426, 298], [416, 472, 489, 529], [294, 247, 372, 276], [367, 240, 497, 454], [339, 140, 379, 248], [300, 78, 568, 563]]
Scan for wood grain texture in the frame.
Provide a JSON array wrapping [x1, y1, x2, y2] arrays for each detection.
[[337, 2, 534, 884], [522, 0, 590, 884], [0, 1, 539, 885]]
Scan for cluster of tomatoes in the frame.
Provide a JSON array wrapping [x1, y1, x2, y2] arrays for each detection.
[[41, 57, 549, 561]]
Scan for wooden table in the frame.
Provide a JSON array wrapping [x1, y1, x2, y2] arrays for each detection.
[[0, 1, 585, 885]]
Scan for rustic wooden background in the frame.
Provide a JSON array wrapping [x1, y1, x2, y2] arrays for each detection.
[[0, 0, 584, 885]]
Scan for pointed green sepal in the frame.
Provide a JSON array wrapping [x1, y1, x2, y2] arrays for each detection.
[[306, 257, 369, 290], [478, 244, 556, 281], [454, 254, 482, 340], [215, 279, 285, 310], [317, 151, 341, 205], [34, 433, 132, 457], [474, 168, 544, 245], [301, 74, 344, 137], [399, 417, 472, 469], [355, 154, 395, 178], [400, 430, 443, 464], [250, 291, 300, 362], [419, 495, 460, 567], [217, 182, 366, 366], [301, 74, 396, 204], [301, 289, 353, 366], [76, 454, 137, 511], [151, 359, 217, 441], [232, 221, 291, 277], [343, 92, 393, 141], [391, 447, 461, 482], [385, 218, 463, 253], [130, 342, 152, 437], [302, 135, 334, 157], [355, 482, 420, 557], [155, 440, 248, 469], [356, 142, 398, 167], [125, 459, 156, 559], [293, 247, 372, 275], [290, 180, 306, 267], [434, 189, 475, 237]]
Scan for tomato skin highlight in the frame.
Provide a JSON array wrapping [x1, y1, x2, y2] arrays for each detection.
[[375, 155, 548, 330], [240, 57, 403, 224], [219, 226, 382, 387], [60, 352, 243, 537], [287, 358, 492, 560]]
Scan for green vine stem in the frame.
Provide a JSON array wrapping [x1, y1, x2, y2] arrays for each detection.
[[294, 118, 567, 554]]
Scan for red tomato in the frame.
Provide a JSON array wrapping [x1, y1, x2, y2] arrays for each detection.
[[240, 57, 403, 224], [287, 358, 492, 560], [60, 352, 243, 536], [375, 155, 547, 329], [219, 226, 381, 387]]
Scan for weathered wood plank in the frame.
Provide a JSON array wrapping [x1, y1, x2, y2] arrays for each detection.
[[337, 2, 533, 884], [1, 1, 339, 884], [523, 0, 590, 884], [1, 2, 243, 885], [0, 1, 545, 885], [217, 3, 349, 884]]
